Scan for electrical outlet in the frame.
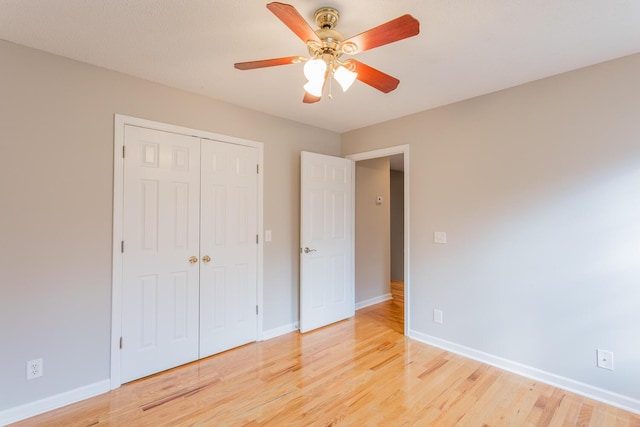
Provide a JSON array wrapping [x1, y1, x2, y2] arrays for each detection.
[[26, 358, 43, 380], [433, 309, 443, 324], [596, 349, 614, 370]]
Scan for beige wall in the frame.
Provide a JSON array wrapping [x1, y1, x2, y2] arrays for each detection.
[[355, 157, 390, 303], [390, 170, 404, 281], [3, 37, 640, 415], [0, 40, 340, 411], [343, 53, 640, 402]]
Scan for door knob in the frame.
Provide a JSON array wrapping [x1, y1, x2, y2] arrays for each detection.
[[202, 255, 211, 263], [303, 247, 317, 254], [189, 256, 198, 264]]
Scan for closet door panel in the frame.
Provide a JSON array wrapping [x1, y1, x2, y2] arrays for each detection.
[[200, 140, 258, 357], [121, 125, 200, 383]]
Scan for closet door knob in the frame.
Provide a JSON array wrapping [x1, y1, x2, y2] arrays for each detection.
[[189, 256, 198, 264], [202, 255, 211, 263]]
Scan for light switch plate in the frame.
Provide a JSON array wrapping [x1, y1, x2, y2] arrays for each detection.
[[265, 230, 272, 242], [434, 232, 447, 244]]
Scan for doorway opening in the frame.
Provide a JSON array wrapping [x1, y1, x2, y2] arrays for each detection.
[[347, 145, 410, 335]]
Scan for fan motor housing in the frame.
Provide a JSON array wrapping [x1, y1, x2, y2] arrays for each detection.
[[309, 7, 345, 57], [314, 7, 339, 29]]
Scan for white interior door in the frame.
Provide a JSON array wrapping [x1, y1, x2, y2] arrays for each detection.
[[200, 140, 258, 357], [300, 151, 354, 333], [121, 125, 201, 382]]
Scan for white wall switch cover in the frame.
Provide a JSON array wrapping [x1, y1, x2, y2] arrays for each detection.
[[433, 309, 443, 324], [434, 232, 447, 244], [265, 230, 272, 242]]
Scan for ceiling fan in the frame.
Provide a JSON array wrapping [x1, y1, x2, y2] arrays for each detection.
[[234, 2, 420, 103]]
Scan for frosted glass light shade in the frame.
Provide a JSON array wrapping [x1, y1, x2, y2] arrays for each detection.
[[304, 58, 327, 81], [334, 65, 357, 92], [303, 79, 324, 97]]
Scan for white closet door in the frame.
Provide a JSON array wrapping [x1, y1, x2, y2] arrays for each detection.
[[121, 125, 201, 383], [199, 140, 258, 358]]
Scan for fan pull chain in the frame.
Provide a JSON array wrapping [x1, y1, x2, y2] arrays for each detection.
[[328, 74, 333, 99]]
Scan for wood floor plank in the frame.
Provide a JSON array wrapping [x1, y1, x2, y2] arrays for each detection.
[[10, 281, 639, 426]]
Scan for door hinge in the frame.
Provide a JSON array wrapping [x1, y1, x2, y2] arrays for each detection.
[[121, 241, 124, 253], [256, 305, 259, 315], [122, 145, 126, 158], [256, 234, 259, 244], [119, 337, 123, 349], [256, 164, 259, 174]]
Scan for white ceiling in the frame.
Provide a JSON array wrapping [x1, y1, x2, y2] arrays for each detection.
[[1, 1, 640, 133]]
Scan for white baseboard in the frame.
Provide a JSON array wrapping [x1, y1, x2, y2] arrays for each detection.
[[262, 322, 299, 341], [355, 293, 392, 310], [0, 379, 110, 426], [262, 294, 393, 340], [409, 330, 640, 415]]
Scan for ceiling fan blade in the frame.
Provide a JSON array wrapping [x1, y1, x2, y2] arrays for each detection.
[[350, 60, 400, 93], [267, 2, 321, 44], [234, 56, 302, 70], [303, 92, 321, 103], [343, 14, 419, 54]]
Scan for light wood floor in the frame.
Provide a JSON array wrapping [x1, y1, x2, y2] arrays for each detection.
[[13, 282, 639, 426]]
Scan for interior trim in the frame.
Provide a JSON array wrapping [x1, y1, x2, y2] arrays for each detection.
[[410, 330, 640, 415], [346, 144, 410, 335], [0, 380, 110, 425]]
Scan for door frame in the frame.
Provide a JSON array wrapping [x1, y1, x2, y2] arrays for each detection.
[[346, 145, 410, 336], [110, 114, 264, 389]]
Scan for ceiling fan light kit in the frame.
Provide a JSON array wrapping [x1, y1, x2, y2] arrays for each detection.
[[333, 64, 357, 91], [234, 2, 420, 103]]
